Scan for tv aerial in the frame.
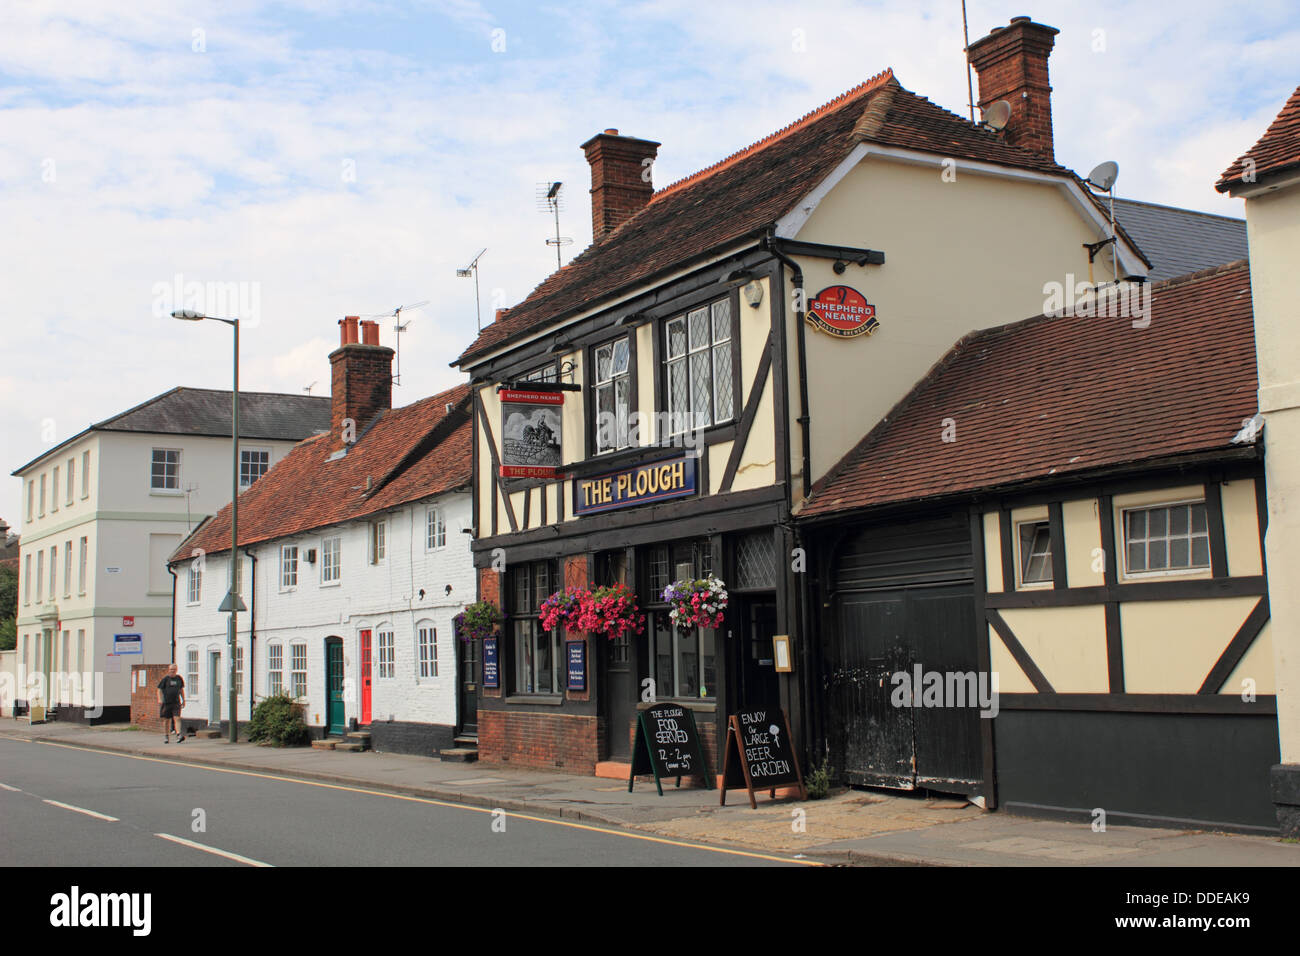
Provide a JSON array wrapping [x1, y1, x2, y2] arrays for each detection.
[[537, 182, 573, 270], [365, 300, 429, 385], [456, 249, 487, 331], [303, 381, 317, 395]]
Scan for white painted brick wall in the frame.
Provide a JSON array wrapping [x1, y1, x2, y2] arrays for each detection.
[[175, 492, 473, 730]]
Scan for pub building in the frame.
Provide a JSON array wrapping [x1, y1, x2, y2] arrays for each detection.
[[453, 16, 1169, 779]]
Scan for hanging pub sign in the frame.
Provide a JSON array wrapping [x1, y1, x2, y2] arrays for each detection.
[[720, 707, 806, 808], [807, 285, 879, 338], [499, 388, 563, 478], [573, 454, 696, 516], [629, 702, 713, 795]]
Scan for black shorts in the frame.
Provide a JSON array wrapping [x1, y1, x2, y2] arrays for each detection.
[[159, 702, 181, 719]]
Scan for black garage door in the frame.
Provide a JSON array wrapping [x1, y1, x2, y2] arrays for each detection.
[[823, 512, 983, 794]]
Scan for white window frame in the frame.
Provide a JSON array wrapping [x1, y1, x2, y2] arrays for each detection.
[[426, 508, 446, 551], [1015, 520, 1054, 588], [39, 473, 46, 516], [151, 448, 182, 493], [239, 447, 271, 487], [377, 629, 395, 679], [290, 644, 307, 699], [664, 298, 735, 437], [35, 551, 44, 602], [186, 647, 200, 698], [66, 457, 75, 505], [370, 520, 386, 564], [51, 466, 59, 512], [267, 644, 284, 696], [23, 554, 31, 605], [76, 629, 85, 676], [280, 545, 298, 590], [418, 624, 438, 678], [593, 335, 632, 453], [27, 479, 34, 521], [48, 546, 56, 601], [187, 565, 202, 605], [1121, 499, 1211, 579], [321, 535, 342, 585], [81, 450, 90, 498], [233, 645, 244, 698], [63, 541, 72, 598], [78, 537, 88, 594]]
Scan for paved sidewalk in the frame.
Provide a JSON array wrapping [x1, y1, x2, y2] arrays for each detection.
[[4, 720, 1296, 866]]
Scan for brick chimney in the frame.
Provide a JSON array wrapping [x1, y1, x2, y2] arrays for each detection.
[[329, 316, 393, 452], [580, 129, 661, 241], [967, 16, 1060, 162]]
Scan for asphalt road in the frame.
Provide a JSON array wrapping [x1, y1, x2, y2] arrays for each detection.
[[0, 736, 807, 867]]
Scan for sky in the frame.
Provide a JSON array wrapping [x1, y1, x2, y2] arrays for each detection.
[[2, 0, 1298, 526]]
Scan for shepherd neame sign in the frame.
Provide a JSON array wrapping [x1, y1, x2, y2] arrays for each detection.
[[573, 455, 696, 516]]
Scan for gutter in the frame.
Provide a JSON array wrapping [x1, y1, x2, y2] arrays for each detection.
[[764, 234, 812, 497]]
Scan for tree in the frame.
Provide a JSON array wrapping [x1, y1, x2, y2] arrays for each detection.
[[0, 563, 17, 651]]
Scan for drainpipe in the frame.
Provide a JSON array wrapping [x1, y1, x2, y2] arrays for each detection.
[[167, 564, 178, 664], [764, 234, 812, 497], [244, 547, 257, 714]]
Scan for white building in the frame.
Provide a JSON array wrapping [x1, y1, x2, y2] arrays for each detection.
[[170, 318, 474, 755], [7, 388, 329, 722]]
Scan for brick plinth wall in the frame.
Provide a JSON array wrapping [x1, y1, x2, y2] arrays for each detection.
[[479, 710, 600, 774], [130, 663, 173, 732], [967, 16, 1059, 162]]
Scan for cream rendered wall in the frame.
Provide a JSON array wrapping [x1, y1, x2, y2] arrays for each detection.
[[998, 605, 1109, 692], [789, 156, 1126, 500], [1244, 183, 1300, 762], [1121, 596, 1261, 693], [1063, 498, 1104, 588], [983, 511, 1002, 593]]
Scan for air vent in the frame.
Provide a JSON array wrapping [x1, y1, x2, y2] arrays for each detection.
[[305, 548, 317, 564]]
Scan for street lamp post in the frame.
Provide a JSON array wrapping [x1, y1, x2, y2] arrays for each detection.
[[173, 309, 245, 743]]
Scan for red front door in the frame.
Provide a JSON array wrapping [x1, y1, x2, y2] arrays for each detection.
[[360, 629, 372, 725]]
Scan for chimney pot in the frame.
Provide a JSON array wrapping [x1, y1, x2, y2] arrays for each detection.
[[580, 129, 662, 241], [967, 17, 1059, 162], [360, 319, 380, 346], [339, 315, 360, 345], [494, 307, 510, 324]]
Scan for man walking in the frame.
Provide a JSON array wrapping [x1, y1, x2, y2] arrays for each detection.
[[157, 663, 186, 743]]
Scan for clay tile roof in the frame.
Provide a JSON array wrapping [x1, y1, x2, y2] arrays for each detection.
[[172, 383, 471, 561], [800, 260, 1257, 519], [454, 71, 1090, 369], [1217, 84, 1300, 191]]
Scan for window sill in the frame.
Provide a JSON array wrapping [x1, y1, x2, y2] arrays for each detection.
[[150, 490, 184, 497], [319, 581, 342, 588], [1120, 567, 1212, 582], [505, 693, 564, 706]]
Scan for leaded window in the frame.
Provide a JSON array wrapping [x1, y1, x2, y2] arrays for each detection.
[[665, 298, 733, 436]]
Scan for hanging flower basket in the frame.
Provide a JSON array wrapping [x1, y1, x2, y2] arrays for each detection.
[[454, 600, 502, 643], [540, 586, 589, 632], [663, 575, 728, 631], [577, 583, 646, 640]]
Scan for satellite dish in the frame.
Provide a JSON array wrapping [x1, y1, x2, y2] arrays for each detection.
[[982, 100, 1012, 130], [1087, 161, 1119, 191]]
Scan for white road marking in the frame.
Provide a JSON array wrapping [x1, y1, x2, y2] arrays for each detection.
[[42, 798, 119, 821], [154, 833, 273, 867], [0, 782, 21, 792]]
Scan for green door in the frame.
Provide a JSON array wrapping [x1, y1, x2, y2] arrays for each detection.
[[326, 639, 345, 736]]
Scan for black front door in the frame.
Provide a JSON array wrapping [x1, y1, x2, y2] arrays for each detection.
[[605, 632, 636, 758], [737, 599, 781, 712], [459, 636, 479, 734]]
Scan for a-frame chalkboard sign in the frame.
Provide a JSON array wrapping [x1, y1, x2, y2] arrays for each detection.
[[719, 708, 806, 808], [629, 702, 713, 795]]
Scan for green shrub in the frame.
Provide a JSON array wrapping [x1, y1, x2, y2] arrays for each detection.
[[806, 753, 834, 800], [247, 693, 310, 747]]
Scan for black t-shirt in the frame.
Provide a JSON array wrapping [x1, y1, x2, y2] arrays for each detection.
[[158, 675, 185, 704]]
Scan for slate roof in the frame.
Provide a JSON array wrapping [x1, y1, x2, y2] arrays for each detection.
[[1113, 199, 1247, 281], [454, 71, 1138, 368], [799, 260, 1256, 519], [1218, 84, 1300, 191], [12, 387, 331, 475], [172, 384, 471, 561]]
